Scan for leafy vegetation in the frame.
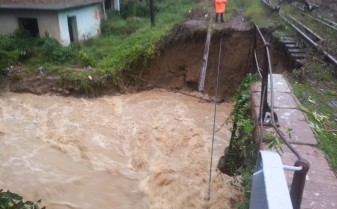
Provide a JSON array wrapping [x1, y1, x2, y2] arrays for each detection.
[[263, 133, 283, 153], [222, 74, 258, 209], [0, 0, 203, 91], [0, 190, 45, 209], [225, 74, 258, 176]]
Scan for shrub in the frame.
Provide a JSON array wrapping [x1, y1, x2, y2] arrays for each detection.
[[40, 37, 76, 64], [0, 50, 21, 71], [135, 3, 150, 17], [120, 0, 157, 18], [120, 0, 138, 18], [101, 16, 144, 35], [0, 189, 45, 209], [224, 74, 258, 176], [0, 35, 15, 51], [12, 29, 36, 58], [77, 49, 95, 67]]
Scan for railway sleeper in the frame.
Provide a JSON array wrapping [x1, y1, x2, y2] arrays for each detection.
[[279, 37, 306, 68], [294, 58, 306, 68], [280, 40, 296, 44], [285, 43, 298, 48], [290, 53, 305, 59], [287, 48, 303, 53]]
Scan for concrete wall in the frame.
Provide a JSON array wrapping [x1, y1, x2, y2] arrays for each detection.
[[0, 9, 60, 40], [58, 3, 104, 46], [0, 11, 19, 34], [114, 0, 120, 11]]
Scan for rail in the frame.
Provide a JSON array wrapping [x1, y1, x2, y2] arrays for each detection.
[[250, 24, 310, 209], [262, 0, 337, 68], [250, 151, 293, 209]]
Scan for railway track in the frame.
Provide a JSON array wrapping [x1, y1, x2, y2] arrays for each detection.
[[262, 0, 337, 68], [291, 3, 337, 31]]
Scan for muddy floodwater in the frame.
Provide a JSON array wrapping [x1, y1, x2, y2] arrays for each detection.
[[0, 89, 241, 209]]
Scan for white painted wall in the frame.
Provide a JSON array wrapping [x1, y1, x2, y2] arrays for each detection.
[[58, 4, 104, 46], [0, 10, 60, 39], [114, 0, 120, 11], [0, 12, 19, 34]]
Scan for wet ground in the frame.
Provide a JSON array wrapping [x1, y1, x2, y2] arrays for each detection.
[[0, 89, 242, 209]]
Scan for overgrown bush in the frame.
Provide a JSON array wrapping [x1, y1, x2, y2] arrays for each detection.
[[224, 74, 258, 176], [101, 14, 145, 35], [40, 37, 76, 64], [0, 31, 31, 72], [0, 190, 45, 209], [120, 0, 158, 19], [0, 29, 78, 70], [224, 74, 258, 209], [1, 0, 199, 89], [0, 50, 20, 73], [77, 49, 95, 67]]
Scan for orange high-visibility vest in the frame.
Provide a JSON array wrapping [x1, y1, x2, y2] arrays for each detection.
[[215, 0, 227, 13]]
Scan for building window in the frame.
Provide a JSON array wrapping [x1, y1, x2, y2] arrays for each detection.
[[18, 17, 39, 37]]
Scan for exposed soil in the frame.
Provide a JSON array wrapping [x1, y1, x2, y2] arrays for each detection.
[[2, 10, 292, 98], [128, 10, 292, 101]]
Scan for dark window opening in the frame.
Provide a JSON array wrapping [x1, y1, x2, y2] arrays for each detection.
[[18, 17, 39, 37], [67, 16, 78, 43], [105, 0, 112, 9]]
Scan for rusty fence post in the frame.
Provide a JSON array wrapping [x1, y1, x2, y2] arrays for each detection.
[[290, 158, 310, 209]]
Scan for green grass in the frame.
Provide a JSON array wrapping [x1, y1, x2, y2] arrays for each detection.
[[286, 49, 337, 171], [223, 74, 258, 209], [0, 0, 274, 91], [227, 0, 278, 27], [0, 0, 202, 92], [288, 75, 337, 171]]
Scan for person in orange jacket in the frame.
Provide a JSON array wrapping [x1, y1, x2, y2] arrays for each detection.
[[215, 0, 227, 23]]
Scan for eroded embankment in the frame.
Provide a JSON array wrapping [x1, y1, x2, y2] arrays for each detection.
[[2, 20, 292, 99], [129, 26, 292, 101], [131, 29, 254, 101]]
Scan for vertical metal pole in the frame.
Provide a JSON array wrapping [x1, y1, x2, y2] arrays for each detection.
[[255, 24, 279, 126], [150, 0, 155, 26], [290, 159, 310, 209], [259, 44, 269, 124], [198, 27, 212, 92]]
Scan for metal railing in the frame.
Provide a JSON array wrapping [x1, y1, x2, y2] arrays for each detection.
[[250, 151, 293, 209], [250, 24, 310, 209]]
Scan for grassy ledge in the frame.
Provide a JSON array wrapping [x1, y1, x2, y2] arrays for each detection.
[[0, 0, 205, 93]]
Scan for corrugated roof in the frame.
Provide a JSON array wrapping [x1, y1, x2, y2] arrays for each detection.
[[0, 0, 104, 10]]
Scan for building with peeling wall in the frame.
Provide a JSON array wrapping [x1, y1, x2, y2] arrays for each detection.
[[0, 0, 109, 46]]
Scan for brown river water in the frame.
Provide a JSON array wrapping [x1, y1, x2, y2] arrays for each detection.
[[0, 89, 241, 209]]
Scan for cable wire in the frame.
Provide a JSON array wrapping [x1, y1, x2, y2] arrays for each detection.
[[207, 37, 222, 201]]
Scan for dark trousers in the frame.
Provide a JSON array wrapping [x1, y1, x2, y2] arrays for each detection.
[[215, 13, 224, 23]]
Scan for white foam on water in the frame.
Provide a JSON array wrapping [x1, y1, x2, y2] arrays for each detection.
[[0, 89, 241, 209]]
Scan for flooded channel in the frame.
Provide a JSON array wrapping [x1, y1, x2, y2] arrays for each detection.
[[0, 89, 241, 209]]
